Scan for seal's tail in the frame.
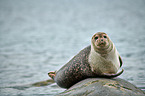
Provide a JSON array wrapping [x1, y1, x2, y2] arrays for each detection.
[[101, 69, 124, 78]]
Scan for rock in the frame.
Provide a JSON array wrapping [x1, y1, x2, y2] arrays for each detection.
[[58, 78, 145, 96], [32, 79, 55, 87]]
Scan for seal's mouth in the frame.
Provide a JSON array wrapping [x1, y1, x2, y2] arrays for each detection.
[[98, 41, 106, 46]]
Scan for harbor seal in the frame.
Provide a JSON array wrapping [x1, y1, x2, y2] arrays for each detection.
[[48, 32, 123, 89]]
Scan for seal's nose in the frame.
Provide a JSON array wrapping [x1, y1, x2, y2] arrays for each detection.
[[101, 39, 104, 41]]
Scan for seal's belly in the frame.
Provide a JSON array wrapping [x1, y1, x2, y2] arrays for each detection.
[[98, 64, 117, 74], [92, 59, 118, 74]]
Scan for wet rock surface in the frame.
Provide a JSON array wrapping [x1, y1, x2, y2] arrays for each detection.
[[58, 78, 145, 96]]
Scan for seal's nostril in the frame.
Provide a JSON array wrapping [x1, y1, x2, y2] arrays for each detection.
[[101, 39, 103, 41]]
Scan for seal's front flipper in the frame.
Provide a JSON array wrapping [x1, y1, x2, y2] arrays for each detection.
[[48, 71, 56, 80], [102, 69, 124, 78]]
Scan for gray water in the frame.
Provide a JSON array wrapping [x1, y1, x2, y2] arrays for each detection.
[[0, 0, 145, 96]]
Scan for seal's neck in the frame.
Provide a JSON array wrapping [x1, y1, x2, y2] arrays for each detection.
[[91, 41, 113, 58]]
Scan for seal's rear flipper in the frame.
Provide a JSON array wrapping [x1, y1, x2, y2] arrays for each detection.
[[48, 71, 56, 80], [102, 69, 124, 78]]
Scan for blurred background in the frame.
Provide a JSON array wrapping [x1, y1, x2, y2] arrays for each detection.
[[0, 0, 145, 95]]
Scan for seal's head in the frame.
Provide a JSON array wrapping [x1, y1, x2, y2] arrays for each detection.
[[91, 32, 113, 54]]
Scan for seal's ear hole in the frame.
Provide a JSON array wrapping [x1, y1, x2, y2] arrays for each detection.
[[95, 36, 98, 40], [104, 36, 107, 38]]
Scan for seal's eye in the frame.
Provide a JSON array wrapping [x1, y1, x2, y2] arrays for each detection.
[[104, 36, 107, 38], [95, 36, 98, 40]]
